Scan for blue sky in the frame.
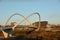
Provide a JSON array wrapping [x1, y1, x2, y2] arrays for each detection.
[[0, 0, 60, 25]]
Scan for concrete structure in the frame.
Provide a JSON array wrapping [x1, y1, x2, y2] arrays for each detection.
[[32, 21, 48, 28]]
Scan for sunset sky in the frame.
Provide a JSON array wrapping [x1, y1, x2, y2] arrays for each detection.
[[0, 0, 60, 25]]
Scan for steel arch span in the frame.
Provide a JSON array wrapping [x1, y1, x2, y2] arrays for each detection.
[[5, 12, 41, 31]]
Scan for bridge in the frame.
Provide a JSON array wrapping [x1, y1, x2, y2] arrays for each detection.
[[0, 12, 41, 38]]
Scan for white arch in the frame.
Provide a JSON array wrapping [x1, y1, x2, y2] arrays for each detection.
[[5, 12, 41, 32]]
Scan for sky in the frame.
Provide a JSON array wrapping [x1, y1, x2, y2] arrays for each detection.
[[0, 0, 60, 25]]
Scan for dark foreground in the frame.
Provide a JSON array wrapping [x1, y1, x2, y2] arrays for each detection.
[[0, 36, 42, 40]]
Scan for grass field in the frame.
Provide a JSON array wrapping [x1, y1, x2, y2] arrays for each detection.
[[0, 28, 60, 40]]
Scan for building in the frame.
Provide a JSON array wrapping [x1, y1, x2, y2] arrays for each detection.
[[10, 22, 17, 27], [32, 21, 48, 28]]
